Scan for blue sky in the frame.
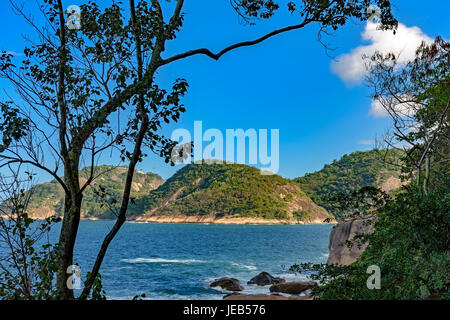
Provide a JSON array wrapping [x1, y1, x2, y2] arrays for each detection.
[[0, 1, 448, 181]]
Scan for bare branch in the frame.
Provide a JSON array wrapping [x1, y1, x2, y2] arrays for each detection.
[[159, 20, 310, 66]]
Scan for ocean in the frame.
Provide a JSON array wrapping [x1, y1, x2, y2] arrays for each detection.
[[5, 221, 334, 300]]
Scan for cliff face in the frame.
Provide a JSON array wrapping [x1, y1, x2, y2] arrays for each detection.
[[327, 215, 375, 266]]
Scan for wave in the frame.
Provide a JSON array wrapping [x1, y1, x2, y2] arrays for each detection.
[[121, 258, 259, 270], [121, 258, 208, 264], [230, 262, 257, 270]]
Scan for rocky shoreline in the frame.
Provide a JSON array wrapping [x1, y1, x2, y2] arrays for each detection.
[[132, 214, 336, 225], [2, 213, 336, 225], [209, 272, 318, 300], [210, 216, 374, 300]]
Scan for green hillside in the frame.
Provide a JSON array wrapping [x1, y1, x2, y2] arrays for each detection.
[[28, 165, 164, 219], [26, 151, 400, 221], [134, 163, 331, 222], [293, 149, 403, 212]]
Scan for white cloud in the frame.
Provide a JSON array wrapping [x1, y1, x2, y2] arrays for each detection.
[[358, 139, 375, 145], [331, 22, 433, 85], [370, 99, 389, 117], [370, 95, 418, 118]]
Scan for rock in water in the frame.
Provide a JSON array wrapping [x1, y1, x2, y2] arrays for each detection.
[[210, 278, 244, 291], [327, 215, 375, 266], [269, 281, 316, 294], [247, 272, 285, 286]]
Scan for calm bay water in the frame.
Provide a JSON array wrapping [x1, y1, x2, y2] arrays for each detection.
[[9, 221, 333, 299]]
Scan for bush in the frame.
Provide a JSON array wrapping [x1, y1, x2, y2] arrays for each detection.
[[291, 181, 450, 300]]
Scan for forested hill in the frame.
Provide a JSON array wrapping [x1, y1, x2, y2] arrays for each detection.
[[25, 151, 398, 221], [293, 150, 403, 212], [133, 163, 332, 223], [27, 165, 164, 219]]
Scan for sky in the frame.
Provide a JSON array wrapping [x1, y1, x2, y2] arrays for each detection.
[[0, 0, 448, 181]]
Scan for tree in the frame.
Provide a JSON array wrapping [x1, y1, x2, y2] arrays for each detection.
[[291, 179, 450, 300], [366, 37, 449, 194], [0, 167, 60, 299], [327, 186, 390, 220], [290, 38, 450, 301], [0, 0, 397, 299]]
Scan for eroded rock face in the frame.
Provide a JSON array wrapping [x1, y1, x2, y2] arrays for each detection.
[[380, 176, 405, 192], [327, 215, 375, 266], [210, 278, 243, 291], [269, 281, 316, 294], [247, 272, 285, 286]]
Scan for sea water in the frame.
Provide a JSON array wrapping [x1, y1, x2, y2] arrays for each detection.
[[4, 221, 333, 300]]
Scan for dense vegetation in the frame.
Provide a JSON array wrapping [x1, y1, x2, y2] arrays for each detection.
[[27, 166, 164, 219], [291, 38, 449, 300], [292, 181, 450, 299], [26, 150, 403, 221], [26, 163, 331, 222], [294, 149, 402, 212], [136, 163, 331, 222], [0, 0, 400, 299]]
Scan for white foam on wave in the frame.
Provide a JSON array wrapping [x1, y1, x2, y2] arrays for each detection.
[[121, 258, 260, 270], [121, 258, 207, 264], [230, 262, 257, 271], [276, 272, 309, 281]]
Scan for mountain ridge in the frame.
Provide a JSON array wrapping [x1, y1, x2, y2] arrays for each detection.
[[27, 165, 164, 219], [293, 149, 403, 213], [132, 163, 332, 224], [23, 149, 402, 223]]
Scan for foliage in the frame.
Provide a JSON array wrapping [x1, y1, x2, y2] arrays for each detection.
[[26, 165, 164, 219], [0, 219, 60, 300], [230, 0, 398, 31], [294, 149, 402, 213], [291, 39, 450, 301], [85, 272, 107, 300], [292, 211, 312, 221], [367, 37, 449, 193], [0, 0, 188, 298], [0, 0, 398, 299], [291, 182, 450, 299], [0, 172, 60, 300], [138, 162, 331, 221], [327, 186, 391, 219]]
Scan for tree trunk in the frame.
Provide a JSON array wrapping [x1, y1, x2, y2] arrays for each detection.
[[423, 155, 430, 194], [56, 153, 82, 299]]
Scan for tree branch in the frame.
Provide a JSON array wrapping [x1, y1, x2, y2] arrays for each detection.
[[159, 20, 310, 66], [170, 0, 184, 27]]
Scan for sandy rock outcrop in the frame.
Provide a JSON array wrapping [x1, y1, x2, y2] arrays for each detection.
[[380, 176, 405, 192], [134, 214, 333, 225]]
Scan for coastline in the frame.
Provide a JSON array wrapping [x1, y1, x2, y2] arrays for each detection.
[[1, 214, 336, 225], [132, 214, 336, 225]]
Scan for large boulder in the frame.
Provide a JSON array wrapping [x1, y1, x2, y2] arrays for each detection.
[[269, 281, 316, 294], [327, 215, 375, 266], [210, 278, 244, 291], [247, 272, 285, 286]]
